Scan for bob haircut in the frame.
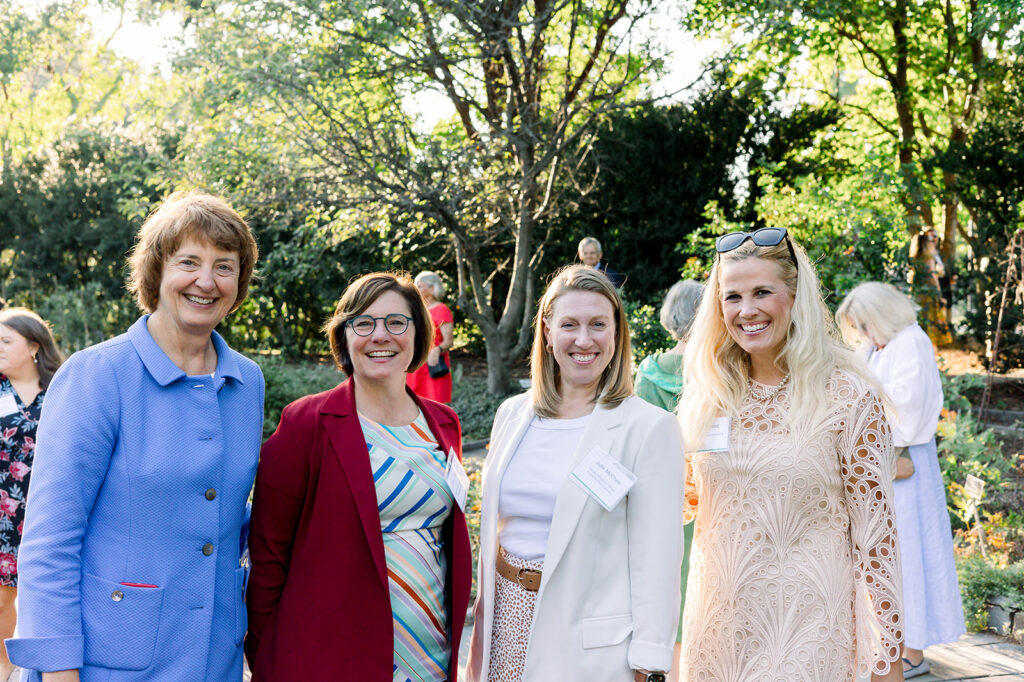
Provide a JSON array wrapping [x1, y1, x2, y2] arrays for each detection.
[[681, 235, 873, 447], [530, 264, 632, 418], [414, 271, 445, 300], [128, 191, 259, 314], [660, 280, 704, 341], [836, 282, 919, 348], [323, 272, 434, 377], [577, 236, 602, 254], [0, 307, 65, 389]]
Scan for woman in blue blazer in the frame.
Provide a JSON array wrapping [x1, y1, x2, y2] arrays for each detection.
[[5, 192, 264, 681]]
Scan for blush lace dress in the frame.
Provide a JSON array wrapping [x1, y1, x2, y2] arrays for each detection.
[[680, 371, 904, 681]]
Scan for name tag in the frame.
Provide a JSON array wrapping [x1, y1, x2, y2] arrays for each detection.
[[570, 447, 636, 511], [444, 448, 469, 512], [698, 417, 730, 452], [0, 392, 19, 418]]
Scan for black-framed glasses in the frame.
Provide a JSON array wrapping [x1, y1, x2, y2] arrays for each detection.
[[715, 227, 797, 265], [346, 313, 413, 336]]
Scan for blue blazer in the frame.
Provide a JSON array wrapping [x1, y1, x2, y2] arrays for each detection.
[[6, 316, 264, 681]]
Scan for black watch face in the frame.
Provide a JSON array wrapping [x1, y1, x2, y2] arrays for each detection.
[[647, 675, 666, 682]]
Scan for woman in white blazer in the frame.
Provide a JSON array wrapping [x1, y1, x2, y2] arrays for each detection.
[[466, 265, 685, 682]]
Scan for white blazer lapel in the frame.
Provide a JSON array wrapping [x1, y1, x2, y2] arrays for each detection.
[[538, 401, 626, 593]]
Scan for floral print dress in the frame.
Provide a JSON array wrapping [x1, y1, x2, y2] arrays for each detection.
[[0, 375, 44, 586]]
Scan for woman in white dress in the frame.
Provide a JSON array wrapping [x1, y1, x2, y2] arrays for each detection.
[[679, 228, 905, 681], [838, 281, 965, 678]]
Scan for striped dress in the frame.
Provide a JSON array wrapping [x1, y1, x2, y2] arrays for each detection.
[[361, 411, 454, 682]]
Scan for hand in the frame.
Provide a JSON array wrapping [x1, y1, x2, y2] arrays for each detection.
[[427, 347, 441, 366], [43, 672, 80, 682]]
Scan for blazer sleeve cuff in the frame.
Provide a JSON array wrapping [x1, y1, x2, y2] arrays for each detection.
[[627, 639, 674, 674], [5, 635, 84, 672]]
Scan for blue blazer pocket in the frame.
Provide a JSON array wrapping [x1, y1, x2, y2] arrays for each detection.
[[81, 573, 164, 671]]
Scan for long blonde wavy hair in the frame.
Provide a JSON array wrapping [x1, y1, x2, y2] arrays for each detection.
[[680, 237, 872, 448]]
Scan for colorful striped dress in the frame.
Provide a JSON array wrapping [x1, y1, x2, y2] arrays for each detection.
[[361, 411, 454, 682]]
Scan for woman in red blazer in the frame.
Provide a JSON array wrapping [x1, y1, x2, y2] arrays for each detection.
[[245, 272, 472, 680]]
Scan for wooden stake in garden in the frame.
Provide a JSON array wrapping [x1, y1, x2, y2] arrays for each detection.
[[979, 229, 1024, 423]]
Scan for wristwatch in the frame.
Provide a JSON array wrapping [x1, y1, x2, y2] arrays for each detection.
[[633, 672, 666, 682]]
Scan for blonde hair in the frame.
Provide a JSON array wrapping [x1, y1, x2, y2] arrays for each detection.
[[680, 237, 872, 447], [531, 265, 632, 418], [836, 282, 919, 347]]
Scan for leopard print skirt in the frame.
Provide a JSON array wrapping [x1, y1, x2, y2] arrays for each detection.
[[487, 547, 544, 682]]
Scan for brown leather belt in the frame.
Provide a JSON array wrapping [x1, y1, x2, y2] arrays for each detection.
[[496, 546, 542, 592]]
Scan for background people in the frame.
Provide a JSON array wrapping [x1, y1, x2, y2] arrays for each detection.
[[679, 228, 904, 681], [245, 272, 471, 680], [838, 281, 965, 678], [6, 191, 264, 681], [407, 270, 455, 403], [467, 265, 684, 682], [0, 308, 63, 681], [632, 279, 702, 682], [909, 230, 952, 347], [577, 236, 625, 288]]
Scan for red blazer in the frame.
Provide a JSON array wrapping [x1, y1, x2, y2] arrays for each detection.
[[245, 378, 472, 680]]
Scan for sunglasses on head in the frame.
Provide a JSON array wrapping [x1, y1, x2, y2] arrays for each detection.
[[715, 227, 798, 265]]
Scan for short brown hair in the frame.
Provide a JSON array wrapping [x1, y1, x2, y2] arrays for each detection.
[[531, 265, 633, 418], [0, 307, 65, 389], [128, 191, 259, 313], [323, 272, 434, 377]]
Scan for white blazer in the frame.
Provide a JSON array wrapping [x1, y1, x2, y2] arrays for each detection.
[[466, 393, 685, 681]]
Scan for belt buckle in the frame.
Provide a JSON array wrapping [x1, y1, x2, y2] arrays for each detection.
[[516, 566, 538, 589]]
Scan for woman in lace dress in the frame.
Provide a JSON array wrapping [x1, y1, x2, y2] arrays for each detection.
[[678, 228, 905, 681]]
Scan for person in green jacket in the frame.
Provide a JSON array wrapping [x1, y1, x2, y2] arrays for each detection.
[[633, 279, 702, 681]]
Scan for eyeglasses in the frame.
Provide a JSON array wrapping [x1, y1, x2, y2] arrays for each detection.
[[715, 227, 797, 265], [346, 314, 413, 337]]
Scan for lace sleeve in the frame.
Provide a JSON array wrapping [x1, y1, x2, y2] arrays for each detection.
[[683, 449, 698, 524], [839, 387, 904, 677]]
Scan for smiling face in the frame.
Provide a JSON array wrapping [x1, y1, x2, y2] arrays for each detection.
[[345, 290, 416, 386], [579, 243, 602, 267], [719, 256, 795, 377], [0, 324, 39, 380], [543, 290, 616, 397], [153, 238, 240, 337]]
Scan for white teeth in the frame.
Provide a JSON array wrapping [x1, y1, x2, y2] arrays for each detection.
[[368, 351, 396, 357], [571, 353, 596, 362], [742, 322, 769, 332], [185, 295, 215, 304]]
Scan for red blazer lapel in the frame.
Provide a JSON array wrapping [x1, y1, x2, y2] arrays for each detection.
[[320, 379, 389, 590]]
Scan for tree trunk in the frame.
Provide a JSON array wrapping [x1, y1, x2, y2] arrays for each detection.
[[484, 331, 515, 395]]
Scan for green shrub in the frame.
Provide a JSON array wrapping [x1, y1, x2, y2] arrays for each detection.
[[253, 355, 340, 440], [624, 298, 673, 365], [451, 374, 517, 442], [956, 555, 1024, 631]]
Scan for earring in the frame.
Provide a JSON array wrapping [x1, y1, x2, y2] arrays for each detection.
[[545, 345, 553, 353], [32, 355, 38, 364]]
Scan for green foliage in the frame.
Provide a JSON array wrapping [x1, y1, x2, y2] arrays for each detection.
[[956, 555, 1024, 631], [252, 355, 341, 440], [937, 372, 1013, 530], [624, 298, 673, 366], [450, 375, 516, 442]]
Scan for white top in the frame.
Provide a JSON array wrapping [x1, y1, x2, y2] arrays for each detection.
[[864, 323, 943, 447], [497, 412, 591, 561]]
